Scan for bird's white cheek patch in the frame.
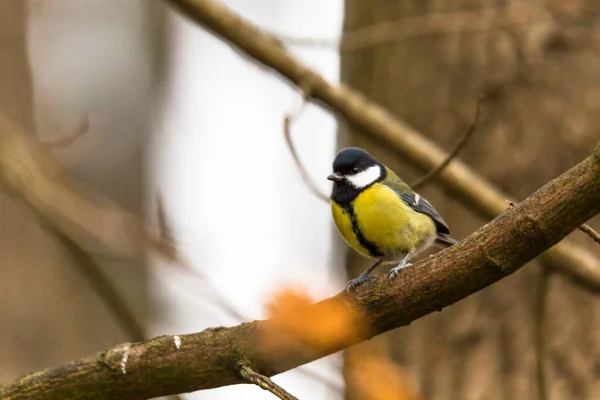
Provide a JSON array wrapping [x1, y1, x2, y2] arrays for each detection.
[[347, 165, 381, 188]]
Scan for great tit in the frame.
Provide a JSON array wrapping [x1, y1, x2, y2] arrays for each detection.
[[328, 147, 457, 291]]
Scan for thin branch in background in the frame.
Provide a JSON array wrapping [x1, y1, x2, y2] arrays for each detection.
[[535, 266, 549, 400], [274, 34, 337, 49], [411, 96, 484, 190], [55, 229, 146, 342], [156, 193, 175, 245], [155, 192, 189, 265], [578, 224, 600, 246], [239, 364, 299, 400], [411, 95, 485, 190], [42, 114, 90, 149], [274, 4, 548, 52], [284, 86, 329, 203]]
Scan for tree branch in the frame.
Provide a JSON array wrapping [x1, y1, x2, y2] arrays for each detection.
[[283, 90, 329, 202], [3, 143, 600, 400], [578, 223, 600, 246], [273, 4, 548, 51], [164, 0, 600, 291], [56, 231, 147, 342], [239, 364, 299, 400], [41, 113, 90, 149]]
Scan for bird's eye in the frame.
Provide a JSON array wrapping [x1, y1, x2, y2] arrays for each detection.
[[351, 167, 359, 174]]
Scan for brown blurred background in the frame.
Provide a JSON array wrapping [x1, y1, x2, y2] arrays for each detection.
[[342, 1, 600, 399]]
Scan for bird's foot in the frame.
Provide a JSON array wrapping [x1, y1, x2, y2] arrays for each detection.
[[345, 273, 376, 293], [388, 263, 413, 280]]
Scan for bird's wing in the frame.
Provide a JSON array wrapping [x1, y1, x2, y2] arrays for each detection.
[[382, 168, 450, 235], [397, 192, 450, 235]]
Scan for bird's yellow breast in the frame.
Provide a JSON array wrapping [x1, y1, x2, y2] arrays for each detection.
[[331, 183, 436, 260]]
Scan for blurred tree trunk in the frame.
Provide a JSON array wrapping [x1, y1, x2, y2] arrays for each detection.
[[340, 1, 600, 399], [0, 1, 165, 381]]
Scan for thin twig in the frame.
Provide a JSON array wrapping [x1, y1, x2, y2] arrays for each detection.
[[578, 224, 600, 246], [239, 364, 299, 400], [283, 86, 329, 203], [411, 95, 485, 190], [274, 4, 547, 51], [535, 266, 549, 400], [42, 114, 90, 149], [155, 192, 188, 264]]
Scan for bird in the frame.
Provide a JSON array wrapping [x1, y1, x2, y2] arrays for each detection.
[[327, 147, 458, 291]]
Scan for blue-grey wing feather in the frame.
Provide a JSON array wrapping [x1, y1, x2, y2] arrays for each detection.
[[396, 192, 451, 235]]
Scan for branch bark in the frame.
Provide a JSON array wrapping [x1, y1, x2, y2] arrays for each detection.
[[239, 364, 299, 400], [164, 0, 600, 291], [3, 143, 600, 400]]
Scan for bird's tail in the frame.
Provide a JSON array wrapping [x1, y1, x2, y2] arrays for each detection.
[[435, 233, 458, 248]]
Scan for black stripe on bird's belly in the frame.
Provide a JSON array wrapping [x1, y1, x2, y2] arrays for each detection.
[[345, 203, 384, 258]]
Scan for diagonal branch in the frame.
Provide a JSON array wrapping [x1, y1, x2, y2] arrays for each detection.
[[42, 113, 90, 149], [164, 0, 600, 291], [283, 91, 329, 202], [239, 364, 299, 400], [57, 231, 147, 342], [578, 224, 600, 246], [274, 4, 548, 51], [0, 111, 176, 263], [3, 143, 600, 400]]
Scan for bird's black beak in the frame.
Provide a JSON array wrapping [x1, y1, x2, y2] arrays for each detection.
[[327, 172, 344, 182]]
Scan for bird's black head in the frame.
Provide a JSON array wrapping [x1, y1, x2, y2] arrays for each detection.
[[328, 147, 385, 205]]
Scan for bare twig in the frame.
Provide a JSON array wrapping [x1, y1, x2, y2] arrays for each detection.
[[3, 143, 600, 399], [578, 224, 600, 246], [154, 192, 190, 265], [0, 111, 183, 264], [411, 95, 484, 190], [275, 4, 548, 51], [42, 114, 90, 149], [56, 229, 146, 341], [284, 87, 329, 202], [156, 193, 175, 247], [163, 0, 600, 291], [239, 364, 299, 400]]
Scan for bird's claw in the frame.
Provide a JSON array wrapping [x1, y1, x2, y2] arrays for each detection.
[[345, 274, 376, 292], [388, 263, 412, 280]]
